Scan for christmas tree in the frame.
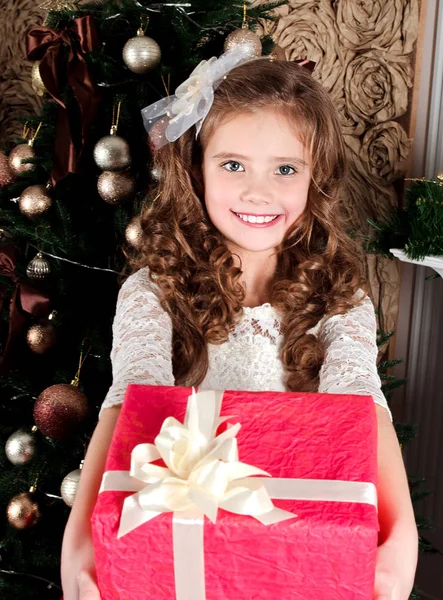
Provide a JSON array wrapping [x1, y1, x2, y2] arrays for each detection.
[[367, 174, 443, 262], [0, 1, 284, 597]]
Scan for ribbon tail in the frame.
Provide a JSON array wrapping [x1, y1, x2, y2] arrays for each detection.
[[67, 49, 102, 165], [118, 491, 162, 538], [173, 511, 206, 600], [253, 506, 298, 526]]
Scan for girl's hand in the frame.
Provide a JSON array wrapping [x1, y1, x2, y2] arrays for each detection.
[[374, 541, 415, 600], [77, 570, 101, 600]]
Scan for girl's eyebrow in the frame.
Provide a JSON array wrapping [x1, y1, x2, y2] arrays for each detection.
[[212, 152, 308, 167]]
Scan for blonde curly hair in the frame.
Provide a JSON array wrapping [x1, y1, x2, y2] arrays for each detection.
[[130, 58, 368, 391]]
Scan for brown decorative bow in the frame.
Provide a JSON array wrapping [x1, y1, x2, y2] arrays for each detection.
[[27, 16, 102, 185], [0, 245, 51, 372]]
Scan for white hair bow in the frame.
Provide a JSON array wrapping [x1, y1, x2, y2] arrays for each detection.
[[141, 48, 257, 148]]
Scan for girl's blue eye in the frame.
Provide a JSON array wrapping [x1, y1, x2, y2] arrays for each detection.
[[222, 161, 244, 172], [277, 165, 296, 176], [221, 161, 296, 176]]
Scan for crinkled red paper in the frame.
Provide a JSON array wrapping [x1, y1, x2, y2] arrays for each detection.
[[92, 386, 378, 599]]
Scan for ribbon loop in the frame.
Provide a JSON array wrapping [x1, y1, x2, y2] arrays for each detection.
[[26, 16, 102, 184]]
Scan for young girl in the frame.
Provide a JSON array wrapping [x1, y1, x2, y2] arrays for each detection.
[[61, 52, 418, 600]]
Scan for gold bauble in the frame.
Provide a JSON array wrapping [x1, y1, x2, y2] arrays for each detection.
[[5, 427, 37, 465], [224, 28, 262, 58], [125, 216, 144, 249], [6, 491, 42, 529], [9, 143, 36, 175], [437, 172, 443, 182], [26, 251, 51, 280], [122, 29, 161, 74], [97, 170, 136, 205], [31, 61, 47, 97], [93, 134, 131, 171], [60, 467, 82, 507], [0, 151, 15, 188], [19, 185, 52, 218], [26, 322, 57, 354], [33, 383, 90, 440], [270, 44, 286, 60]]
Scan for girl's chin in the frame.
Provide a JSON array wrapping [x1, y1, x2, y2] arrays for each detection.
[[225, 238, 281, 255]]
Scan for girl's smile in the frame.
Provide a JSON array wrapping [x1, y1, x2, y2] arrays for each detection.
[[230, 210, 284, 227]]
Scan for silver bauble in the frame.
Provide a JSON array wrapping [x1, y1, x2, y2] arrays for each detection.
[[93, 135, 131, 171], [60, 468, 82, 507], [5, 427, 37, 465], [224, 28, 262, 58], [97, 170, 136, 205], [26, 252, 51, 280], [122, 29, 161, 74]]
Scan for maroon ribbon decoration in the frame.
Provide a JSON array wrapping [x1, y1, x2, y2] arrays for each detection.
[[0, 245, 51, 372], [27, 16, 102, 185], [295, 59, 316, 73]]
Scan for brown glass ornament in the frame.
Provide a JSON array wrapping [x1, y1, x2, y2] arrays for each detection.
[[125, 216, 144, 249], [0, 151, 15, 188], [33, 383, 90, 440], [19, 185, 52, 218], [6, 491, 42, 529], [147, 116, 169, 152], [97, 170, 136, 205], [26, 320, 57, 354], [9, 143, 36, 175]]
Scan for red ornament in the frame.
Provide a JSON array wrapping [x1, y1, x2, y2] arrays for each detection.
[[33, 383, 90, 440]]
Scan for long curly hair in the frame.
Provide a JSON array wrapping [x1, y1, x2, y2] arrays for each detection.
[[130, 57, 369, 391]]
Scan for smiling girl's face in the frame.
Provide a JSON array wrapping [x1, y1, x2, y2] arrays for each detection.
[[202, 108, 311, 260]]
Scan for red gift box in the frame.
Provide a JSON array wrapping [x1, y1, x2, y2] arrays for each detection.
[[92, 385, 378, 599]]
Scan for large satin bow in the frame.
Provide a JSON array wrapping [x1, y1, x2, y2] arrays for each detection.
[[27, 16, 102, 185], [110, 389, 296, 538], [0, 245, 51, 371]]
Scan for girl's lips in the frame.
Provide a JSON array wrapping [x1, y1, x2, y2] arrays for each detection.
[[231, 211, 283, 228]]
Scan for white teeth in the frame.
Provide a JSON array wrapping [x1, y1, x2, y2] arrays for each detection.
[[235, 213, 278, 224]]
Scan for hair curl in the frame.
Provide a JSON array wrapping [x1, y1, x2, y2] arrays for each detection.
[[129, 58, 369, 391]]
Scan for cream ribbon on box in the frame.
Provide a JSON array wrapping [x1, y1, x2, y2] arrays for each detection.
[[99, 389, 378, 600]]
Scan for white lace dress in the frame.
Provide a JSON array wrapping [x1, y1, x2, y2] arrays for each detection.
[[101, 267, 392, 420]]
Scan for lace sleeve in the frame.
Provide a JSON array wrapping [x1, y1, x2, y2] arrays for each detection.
[[100, 267, 174, 414], [317, 292, 392, 421]]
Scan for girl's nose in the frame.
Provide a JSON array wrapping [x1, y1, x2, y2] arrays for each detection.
[[239, 181, 272, 205]]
